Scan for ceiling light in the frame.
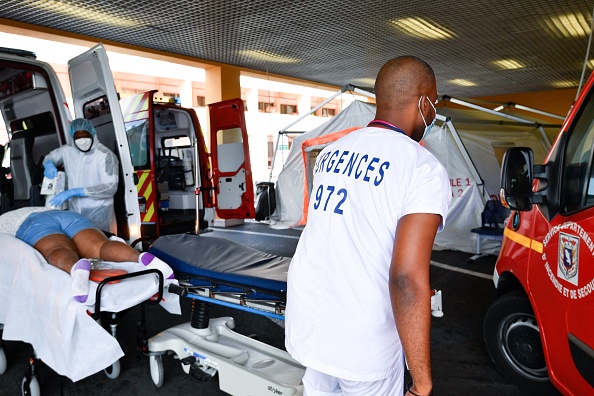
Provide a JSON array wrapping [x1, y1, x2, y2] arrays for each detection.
[[493, 59, 525, 70], [238, 50, 300, 64], [450, 79, 476, 87], [545, 12, 591, 38], [352, 78, 376, 86], [552, 80, 578, 88], [391, 17, 456, 40], [587, 59, 594, 69], [25, 0, 139, 27]]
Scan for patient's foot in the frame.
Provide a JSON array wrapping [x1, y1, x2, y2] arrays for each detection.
[[138, 252, 175, 280], [70, 258, 91, 303]]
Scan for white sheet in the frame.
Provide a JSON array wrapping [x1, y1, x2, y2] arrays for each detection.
[[0, 234, 180, 382]]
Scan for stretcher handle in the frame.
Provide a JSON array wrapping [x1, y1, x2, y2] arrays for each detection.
[[168, 283, 188, 298], [93, 269, 164, 319]]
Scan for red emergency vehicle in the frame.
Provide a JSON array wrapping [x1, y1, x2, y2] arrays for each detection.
[[485, 72, 594, 395]]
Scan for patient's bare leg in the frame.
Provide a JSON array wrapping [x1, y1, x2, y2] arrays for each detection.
[[33, 234, 80, 272], [72, 229, 173, 279], [33, 234, 91, 302], [71, 229, 139, 263]]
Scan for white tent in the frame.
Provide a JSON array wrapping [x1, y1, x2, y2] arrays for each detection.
[[270, 99, 558, 253], [273, 100, 376, 227]]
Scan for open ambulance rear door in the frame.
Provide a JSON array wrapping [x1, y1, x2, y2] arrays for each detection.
[[208, 99, 255, 219], [120, 91, 213, 243], [67, 44, 141, 243]]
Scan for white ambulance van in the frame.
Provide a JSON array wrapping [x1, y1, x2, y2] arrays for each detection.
[[0, 44, 254, 245]]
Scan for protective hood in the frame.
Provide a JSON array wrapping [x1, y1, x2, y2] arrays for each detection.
[[69, 118, 100, 151]]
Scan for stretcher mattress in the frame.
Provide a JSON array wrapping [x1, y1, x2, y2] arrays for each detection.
[[149, 233, 291, 294], [0, 234, 179, 382]]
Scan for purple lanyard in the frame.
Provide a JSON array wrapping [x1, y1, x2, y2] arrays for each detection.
[[367, 119, 405, 135]]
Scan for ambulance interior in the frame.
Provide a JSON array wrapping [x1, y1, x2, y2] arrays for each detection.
[[126, 106, 201, 236], [0, 64, 64, 214], [0, 59, 135, 240]]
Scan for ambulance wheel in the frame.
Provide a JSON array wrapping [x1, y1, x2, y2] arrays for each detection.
[[484, 290, 557, 394], [21, 376, 40, 396], [0, 348, 6, 375], [104, 359, 121, 379], [150, 355, 164, 388]]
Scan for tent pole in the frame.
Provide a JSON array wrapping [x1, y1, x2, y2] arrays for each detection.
[[537, 125, 552, 150], [352, 87, 376, 99], [511, 103, 565, 121], [279, 86, 349, 134], [443, 96, 534, 124], [268, 132, 284, 182], [444, 118, 490, 203], [268, 85, 349, 182]]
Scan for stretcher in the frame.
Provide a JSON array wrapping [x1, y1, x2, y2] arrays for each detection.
[[147, 233, 444, 396], [147, 233, 303, 396], [0, 234, 179, 395]]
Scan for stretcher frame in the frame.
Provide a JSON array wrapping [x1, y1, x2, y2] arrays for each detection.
[[146, 234, 445, 396], [2, 269, 164, 396]]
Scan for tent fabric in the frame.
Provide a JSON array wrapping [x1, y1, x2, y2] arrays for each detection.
[[422, 124, 488, 253], [270, 100, 552, 254], [273, 100, 376, 228], [436, 107, 551, 197]]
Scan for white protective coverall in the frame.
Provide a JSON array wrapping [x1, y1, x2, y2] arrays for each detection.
[[44, 119, 119, 233]]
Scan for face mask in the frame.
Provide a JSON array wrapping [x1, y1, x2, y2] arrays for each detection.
[[418, 95, 437, 140], [74, 137, 93, 152]]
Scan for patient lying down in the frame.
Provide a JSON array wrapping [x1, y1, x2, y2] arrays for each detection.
[[0, 207, 173, 303]]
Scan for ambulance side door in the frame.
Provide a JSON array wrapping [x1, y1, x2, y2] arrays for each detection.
[[208, 99, 255, 219], [67, 44, 141, 241], [529, 88, 594, 393]]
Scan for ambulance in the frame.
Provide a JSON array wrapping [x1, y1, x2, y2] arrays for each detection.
[[0, 44, 255, 246], [486, 71, 594, 395]]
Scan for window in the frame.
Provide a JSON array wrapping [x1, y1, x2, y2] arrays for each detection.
[[280, 104, 298, 115], [83, 96, 110, 120], [258, 102, 275, 113], [561, 89, 594, 212], [321, 108, 335, 117], [196, 96, 206, 107], [125, 119, 150, 170]]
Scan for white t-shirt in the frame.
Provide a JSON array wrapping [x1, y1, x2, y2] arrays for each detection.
[[285, 127, 451, 381], [0, 207, 51, 236]]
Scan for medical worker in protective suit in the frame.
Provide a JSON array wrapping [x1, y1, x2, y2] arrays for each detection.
[[43, 118, 119, 234]]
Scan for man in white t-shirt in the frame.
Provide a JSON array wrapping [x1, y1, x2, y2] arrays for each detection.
[[285, 56, 451, 396]]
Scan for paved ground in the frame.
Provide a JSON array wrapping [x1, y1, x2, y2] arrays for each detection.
[[0, 221, 554, 395]]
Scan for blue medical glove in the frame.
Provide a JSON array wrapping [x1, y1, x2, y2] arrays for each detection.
[[43, 160, 58, 179], [49, 188, 85, 207]]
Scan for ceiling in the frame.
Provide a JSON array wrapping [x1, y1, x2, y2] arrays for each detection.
[[1, 0, 593, 98]]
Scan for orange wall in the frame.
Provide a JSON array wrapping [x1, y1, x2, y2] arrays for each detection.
[[476, 88, 577, 120]]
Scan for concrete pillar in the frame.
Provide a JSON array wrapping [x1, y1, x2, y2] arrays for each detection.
[[297, 93, 311, 115], [204, 65, 242, 144], [205, 65, 241, 104], [179, 79, 193, 108], [245, 87, 258, 114]]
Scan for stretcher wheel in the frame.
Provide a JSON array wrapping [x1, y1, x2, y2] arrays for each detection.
[[0, 347, 6, 375], [21, 376, 40, 396], [150, 355, 164, 388], [104, 359, 121, 379]]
